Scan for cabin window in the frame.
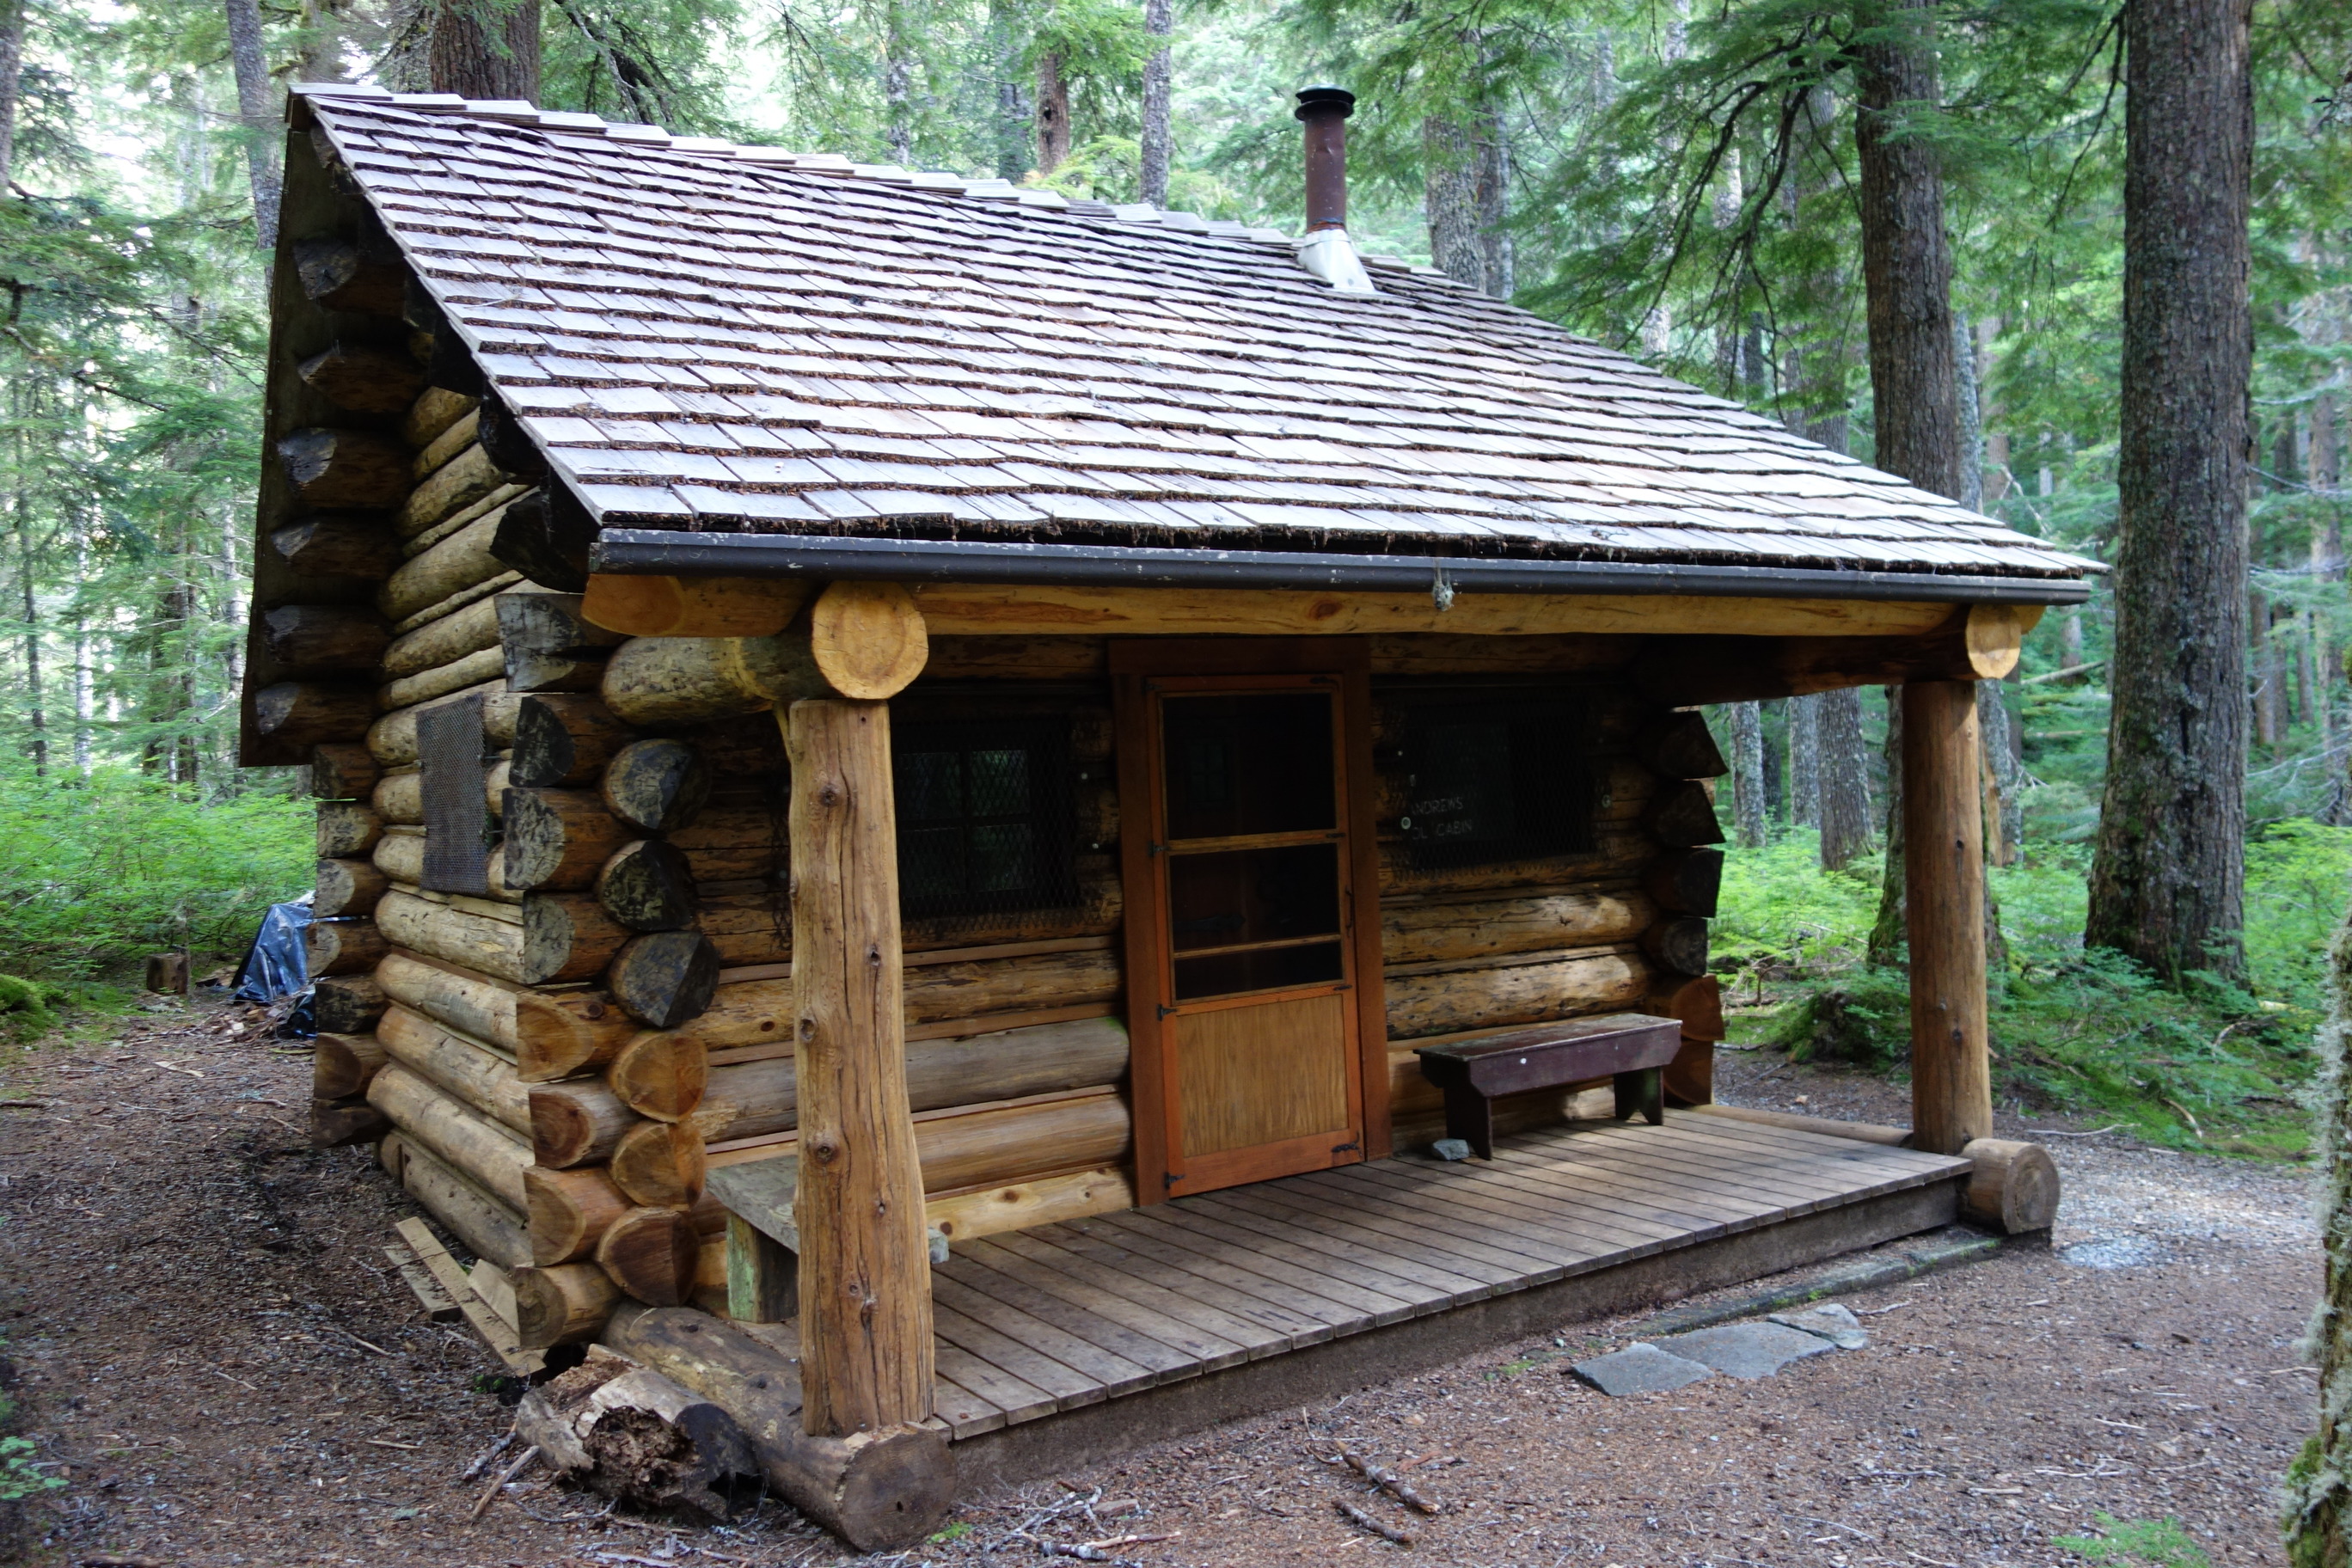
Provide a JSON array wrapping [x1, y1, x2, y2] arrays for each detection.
[[893, 719, 1076, 919], [1396, 696, 1595, 868]]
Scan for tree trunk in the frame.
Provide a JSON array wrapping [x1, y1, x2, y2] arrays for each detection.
[[15, 447, 45, 779], [2285, 905, 2352, 1565], [1474, 107, 1513, 298], [1817, 686, 1873, 870], [1139, 0, 1173, 206], [1424, 117, 1483, 291], [0, 0, 23, 190], [429, 0, 541, 102], [223, 0, 282, 248], [1955, 309, 1985, 512], [882, 0, 912, 166], [1978, 679, 2023, 868], [1867, 688, 1906, 965], [989, 0, 1030, 179], [1788, 693, 1821, 828], [1034, 52, 1070, 176], [2086, 0, 2251, 983], [1728, 702, 1767, 848]]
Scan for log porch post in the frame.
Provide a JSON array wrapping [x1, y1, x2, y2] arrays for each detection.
[[1902, 679, 1994, 1155], [785, 697, 934, 1435]]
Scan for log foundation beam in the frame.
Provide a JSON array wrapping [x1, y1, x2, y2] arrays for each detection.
[[786, 698, 934, 1436], [1902, 680, 1993, 1155]]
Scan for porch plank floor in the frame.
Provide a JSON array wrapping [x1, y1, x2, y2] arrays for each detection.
[[931, 1111, 1971, 1441]]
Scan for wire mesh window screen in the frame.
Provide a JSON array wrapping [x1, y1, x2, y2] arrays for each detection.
[[1396, 695, 1596, 869], [893, 718, 1078, 923]]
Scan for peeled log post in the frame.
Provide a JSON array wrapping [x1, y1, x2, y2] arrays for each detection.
[[1902, 680, 1993, 1155], [511, 694, 636, 787], [311, 742, 382, 801], [1957, 1138, 2059, 1233], [597, 839, 699, 932], [312, 1032, 389, 1099], [273, 516, 401, 580], [1633, 711, 1731, 779], [255, 683, 375, 747], [504, 788, 636, 891], [597, 1205, 703, 1307], [1638, 917, 1711, 977], [603, 738, 712, 832], [530, 1077, 639, 1167], [787, 697, 933, 1436], [376, 1001, 532, 1132], [278, 427, 411, 508], [297, 343, 424, 415], [367, 1061, 531, 1209], [1644, 781, 1727, 848], [608, 930, 722, 1028], [263, 605, 391, 673], [601, 1304, 954, 1553], [511, 1263, 622, 1349], [612, 1118, 707, 1207], [527, 1164, 636, 1265], [305, 917, 386, 977], [315, 857, 389, 918], [1644, 848, 1724, 917], [374, 951, 635, 1081]]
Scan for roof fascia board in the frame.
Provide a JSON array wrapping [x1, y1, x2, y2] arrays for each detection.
[[588, 530, 2092, 607]]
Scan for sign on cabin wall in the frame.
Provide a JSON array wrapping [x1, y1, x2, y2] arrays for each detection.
[[1395, 695, 1596, 869], [418, 695, 491, 895]]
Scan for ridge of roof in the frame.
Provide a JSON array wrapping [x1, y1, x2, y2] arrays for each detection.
[[285, 83, 1450, 280]]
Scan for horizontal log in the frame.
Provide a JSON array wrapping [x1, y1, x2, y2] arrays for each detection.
[[368, 1060, 531, 1209], [511, 1262, 622, 1351], [316, 800, 384, 859], [312, 972, 388, 1034], [511, 693, 635, 788], [311, 741, 381, 801], [1632, 604, 2033, 706], [609, 930, 721, 1028], [297, 342, 424, 415], [613, 1118, 706, 1207], [379, 507, 511, 623], [315, 856, 389, 918], [272, 515, 401, 580], [1375, 824, 1656, 899], [377, 1001, 531, 1133], [374, 830, 524, 901], [1381, 886, 1653, 967], [255, 682, 374, 746], [582, 575, 814, 639], [312, 1031, 388, 1100], [600, 636, 801, 728], [1692, 1103, 1912, 1146], [526, 1162, 636, 1265], [382, 646, 506, 710], [1645, 781, 1726, 848], [293, 238, 404, 316], [304, 917, 384, 977], [609, 1030, 708, 1123], [488, 488, 593, 592], [923, 1164, 1136, 1245], [597, 1205, 702, 1307], [530, 1076, 639, 1168], [712, 1087, 1132, 1201], [404, 387, 479, 450], [413, 408, 480, 481], [505, 787, 636, 892], [383, 594, 500, 679], [395, 444, 510, 539], [603, 738, 711, 833], [687, 1016, 1131, 1143], [499, 589, 624, 693], [365, 679, 519, 767], [385, 1132, 533, 1272], [310, 1095, 389, 1148], [1634, 712, 1730, 779], [375, 889, 629, 985], [665, 803, 785, 882], [1648, 973, 1725, 1041], [1644, 848, 1724, 917], [375, 950, 635, 1081], [1638, 916, 1712, 977], [371, 769, 421, 824], [278, 427, 408, 508], [263, 604, 390, 673], [1384, 947, 1651, 1039], [597, 839, 698, 932]]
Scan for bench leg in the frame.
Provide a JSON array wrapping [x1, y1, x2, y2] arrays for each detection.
[[727, 1214, 798, 1323], [1442, 1081, 1497, 1161], [1614, 1069, 1664, 1126]]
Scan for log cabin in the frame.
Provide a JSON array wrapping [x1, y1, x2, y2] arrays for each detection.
[[247, 81, 2086, 1545]]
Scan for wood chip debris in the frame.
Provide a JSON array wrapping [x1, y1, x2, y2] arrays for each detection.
[[1335, 1499, 1415, 1547]]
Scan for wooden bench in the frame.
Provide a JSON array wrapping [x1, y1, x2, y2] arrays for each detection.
[[707, 1157, 952, 1324], [1413, 1013, 1684, 1160]]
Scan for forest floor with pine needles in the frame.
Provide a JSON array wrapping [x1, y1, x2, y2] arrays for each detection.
[[0, 995, 2318, 1568]]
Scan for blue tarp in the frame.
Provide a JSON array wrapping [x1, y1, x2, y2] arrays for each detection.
[[235, 901, 313, 1003]]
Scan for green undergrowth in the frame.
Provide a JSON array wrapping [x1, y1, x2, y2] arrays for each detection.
[[1712, 825, 2345, 1157], [2054, 1515, 2212, 1568]]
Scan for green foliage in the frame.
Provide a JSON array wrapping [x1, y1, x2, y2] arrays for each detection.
[[1768, 973, 1912, 1068], [0, 1437, 64, 1502], [0, 770, 310, 978], [2055, 1515, 2212, 1568]]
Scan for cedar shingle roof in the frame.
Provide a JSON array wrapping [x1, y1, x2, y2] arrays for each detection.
[[297, 87, 2095, 587]]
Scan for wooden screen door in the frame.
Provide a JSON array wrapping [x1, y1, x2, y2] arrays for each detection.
[[1116, 646, 1386, 1201]]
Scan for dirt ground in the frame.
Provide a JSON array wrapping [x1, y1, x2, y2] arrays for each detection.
[[0, 995, 2317, 1567]]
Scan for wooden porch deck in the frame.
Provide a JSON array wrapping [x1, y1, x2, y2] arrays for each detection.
[[925, 1110, 1973, 1459]]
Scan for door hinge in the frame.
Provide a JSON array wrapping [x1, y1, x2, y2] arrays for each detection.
[[1148, 842, 1166, 857], [1157, 1004, 1176, 1019], [1163, 1171, 1180, 1188], [1331, 1141, 1361, 1155]]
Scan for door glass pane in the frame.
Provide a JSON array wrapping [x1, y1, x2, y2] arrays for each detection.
[[1161, 692, 1335, 840], [1174, 941, 1345, 1002], [1167, 843, 1341, 952]]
